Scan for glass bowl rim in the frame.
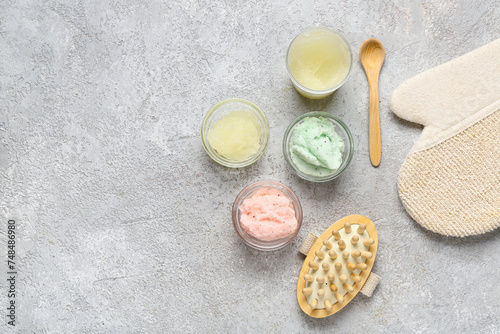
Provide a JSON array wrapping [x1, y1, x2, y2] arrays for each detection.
[[283, 111, 354, 182], [232, 180, 303, 251], [285, 27, 353, 95], [200, 98, 270, 168]]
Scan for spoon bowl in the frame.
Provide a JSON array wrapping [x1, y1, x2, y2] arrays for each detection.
[[360, 39, 386, 72], [360, 38, 386, 167]]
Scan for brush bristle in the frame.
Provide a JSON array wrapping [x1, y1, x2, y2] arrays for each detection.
[[302, 223, 374, 311]]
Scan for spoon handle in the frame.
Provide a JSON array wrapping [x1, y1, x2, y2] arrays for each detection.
[[368, 76, 381, 167]]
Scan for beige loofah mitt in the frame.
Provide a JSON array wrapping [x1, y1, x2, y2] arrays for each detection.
[[391, 39, 500, 237]]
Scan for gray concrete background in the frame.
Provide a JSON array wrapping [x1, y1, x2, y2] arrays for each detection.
[[1, 0, 499, 333]]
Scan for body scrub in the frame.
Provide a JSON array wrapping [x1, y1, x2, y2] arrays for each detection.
[[207, 110, 260, 161], [239, 187, 298, 241], [201, 98, 270, 168], [286, 28, 352, 99], [289, 116, 344, 177], [283, 112, 353, 182], [232, 181, 303, 250]]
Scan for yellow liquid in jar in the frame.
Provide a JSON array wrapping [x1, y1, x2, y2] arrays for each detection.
[[288, 29, 351, 91], [207, 110, 261, 161]]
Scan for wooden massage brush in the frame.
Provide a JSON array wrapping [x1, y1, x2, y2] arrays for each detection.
[[297, 215, 381, 318]]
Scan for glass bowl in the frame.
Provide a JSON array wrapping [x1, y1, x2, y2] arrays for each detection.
[[201, 98, 270, 168], [283, 112, 354, 182], [232, 181, 303, 251], [286, 27, 353, 99]]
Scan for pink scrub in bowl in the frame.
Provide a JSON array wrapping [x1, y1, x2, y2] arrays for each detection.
[[232, 181, 303, 251]]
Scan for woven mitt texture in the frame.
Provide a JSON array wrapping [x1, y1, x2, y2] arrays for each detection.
[[399, 110, 500, 237]]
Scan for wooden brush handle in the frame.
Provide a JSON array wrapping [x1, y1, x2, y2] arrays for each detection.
[[368, 76, 381, 167]]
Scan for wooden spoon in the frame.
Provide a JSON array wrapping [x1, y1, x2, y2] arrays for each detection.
[[360, 38, 386, 167]]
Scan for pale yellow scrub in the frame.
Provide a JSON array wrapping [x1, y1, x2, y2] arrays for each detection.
[[207, 111, 261, 161], [288, 29, 351, 90]]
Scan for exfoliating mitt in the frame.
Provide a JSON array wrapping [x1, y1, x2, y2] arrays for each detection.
[[391, 39, 500, 237]]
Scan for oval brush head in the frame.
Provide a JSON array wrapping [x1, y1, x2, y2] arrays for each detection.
[[297, 214, 378, 318]]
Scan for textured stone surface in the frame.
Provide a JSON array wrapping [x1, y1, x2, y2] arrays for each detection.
[[1, 0, 499, 332]]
